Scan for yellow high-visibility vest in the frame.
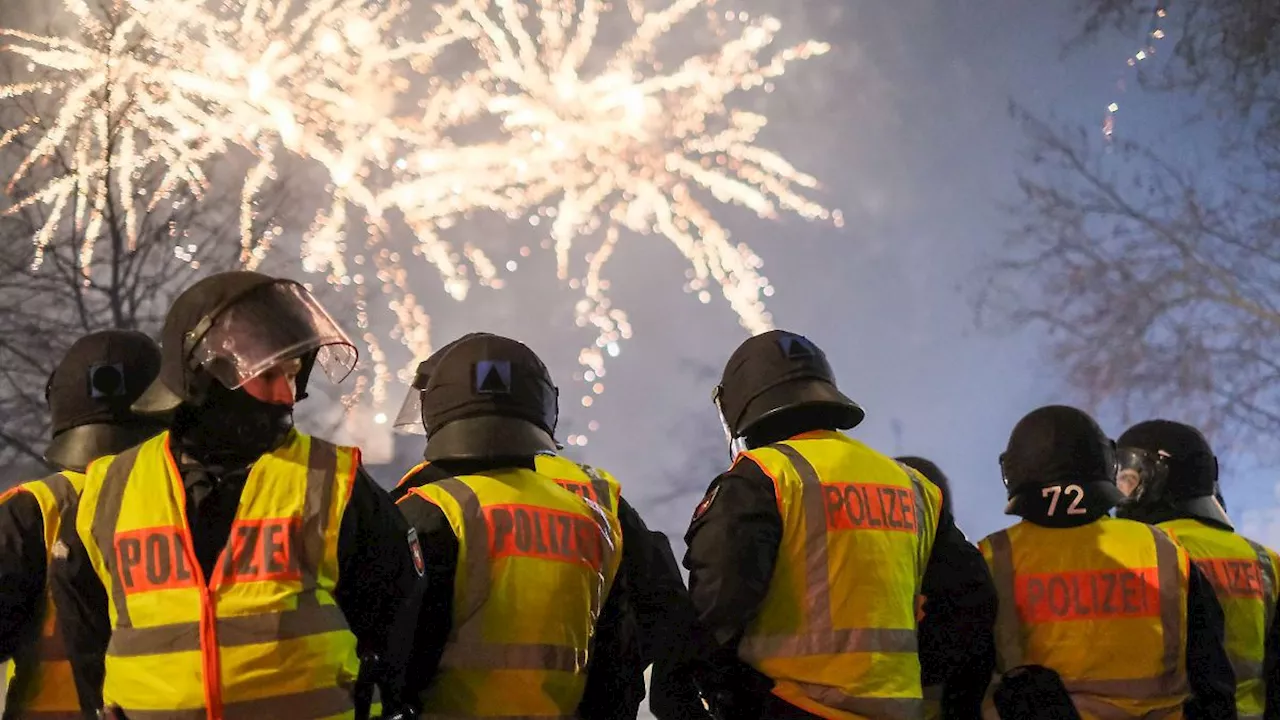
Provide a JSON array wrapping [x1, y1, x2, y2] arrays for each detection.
[[76, 430, 361, 719], [1159, 518, 1278, 720], [533, 454, 622, 517], [979, 518, 1192, 720], [3, 472, 84, 718], [733, 430, 943, 720], [397, 454, 623, 517], [404, 466, 622, 717]]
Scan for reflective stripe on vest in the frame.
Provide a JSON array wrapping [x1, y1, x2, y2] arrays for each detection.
[[4, 472, 83, 716], [409, 469, 622, 717], [735, 433, 941, 720], [922, 684, 943, 720], [1158, 518, 1277, 720], [82, 431, 359, 719], [983, 520, 1190, 719]]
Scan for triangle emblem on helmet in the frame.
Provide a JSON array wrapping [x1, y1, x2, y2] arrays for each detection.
[[475, 360, 512, 394]]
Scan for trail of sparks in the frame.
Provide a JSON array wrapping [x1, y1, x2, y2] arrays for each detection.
[[1, 0, 838, 443], [0, 0, 470, 403], [439, 0, 838, 439]]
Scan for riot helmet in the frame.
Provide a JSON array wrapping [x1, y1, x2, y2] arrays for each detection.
[[44, 330, 165, 472], [713, 330, 863, 457], [1000, 405, 1124, 519], [420, 334, 560, 461], [132, 271, 357, 414], [392, 332, 497, 435], [1116, 420, 1229, 528]]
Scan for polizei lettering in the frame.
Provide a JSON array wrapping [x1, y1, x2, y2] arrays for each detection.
[[115, 528, 196, 594], [114, 517, 300, 594], [823, 482, 918, 533], [1195, 558, 1265, 600], [218, 517, 302, 583], [1015, 568, 1161, 623], [485, 504, 605, 570]]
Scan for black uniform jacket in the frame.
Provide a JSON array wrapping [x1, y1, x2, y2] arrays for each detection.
[[683, 446, 998, 719], [0, 487, 54, 663], [49, 443, 419, 714], [392, 457, 704, 719]]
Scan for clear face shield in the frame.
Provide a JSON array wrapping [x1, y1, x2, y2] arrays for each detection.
[[392, 359, 432, 435], [712, 384, 746, 463], [187, 281, 357, 395], [393, 385, 428, 435], [1116, 446, 1170, 503]]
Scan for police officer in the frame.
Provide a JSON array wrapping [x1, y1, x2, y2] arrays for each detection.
[[685, 330, 996, 719], [49, 271, 420, 718], [0, 330, 163, 717], [979, 405, 1236, 719], [896, 456, 993, 720], [1116, 420, 1279, 719], [391, 333, 711, 719], [393, 333, 644, 717]]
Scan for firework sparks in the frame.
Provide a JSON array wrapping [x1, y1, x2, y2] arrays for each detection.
[[440, 0, 836, 428], [2, 0, 837, 442], [0, 0, 475, 402], [0, 0, 461, 280]]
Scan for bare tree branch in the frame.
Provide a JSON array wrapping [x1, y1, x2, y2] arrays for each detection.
[[0, 20, 287, 479]]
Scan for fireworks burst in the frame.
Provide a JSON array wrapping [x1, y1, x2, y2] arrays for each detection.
[[0, 0, 472, 404], [1, 0, 838, 442], [438, 0, 838, 432]]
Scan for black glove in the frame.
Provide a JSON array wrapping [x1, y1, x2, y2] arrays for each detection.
[[354, 652, 383, 720], [994, 665, 1082, 720], [696, 653, 774, 720]]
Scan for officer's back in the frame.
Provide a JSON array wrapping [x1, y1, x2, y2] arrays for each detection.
[[979, 405, 1237, 720], [391, 331, 709, 720], [685, 330, 996, 719], [0, 330, 163, 718], [393, 333, 631, 718], [1117, 420, 1279, 720]]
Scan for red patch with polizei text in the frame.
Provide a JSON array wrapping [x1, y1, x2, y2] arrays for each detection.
[[1195, 558, 1266, 600], [1015, 567, 1162, 623], [114, 527, 198, 594], [823, 483, 919, 532], [484, 504, 604, 570]]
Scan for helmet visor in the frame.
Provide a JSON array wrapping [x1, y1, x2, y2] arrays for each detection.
[[712, 385, 745, 463], [1116, 446, 1168, 501], [189, 281, 357, 391], [392, 358, 434, 435], [393, 386, 427, 435]]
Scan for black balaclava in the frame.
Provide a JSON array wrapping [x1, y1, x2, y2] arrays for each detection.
[[172, 380, 295, 470]]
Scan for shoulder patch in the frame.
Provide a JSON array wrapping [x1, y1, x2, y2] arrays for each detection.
[[407, 527, 426, 577], [692, 485, 721, 522]]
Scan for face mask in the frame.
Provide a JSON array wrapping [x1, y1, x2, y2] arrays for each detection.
[[176, 380, 294, 465]]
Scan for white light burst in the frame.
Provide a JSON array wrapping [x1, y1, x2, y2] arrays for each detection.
[[441, 0, 837, 418], [1, 0, 838, 440]]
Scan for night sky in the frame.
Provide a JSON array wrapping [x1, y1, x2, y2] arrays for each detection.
[[2, 0, 1276, 714]]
